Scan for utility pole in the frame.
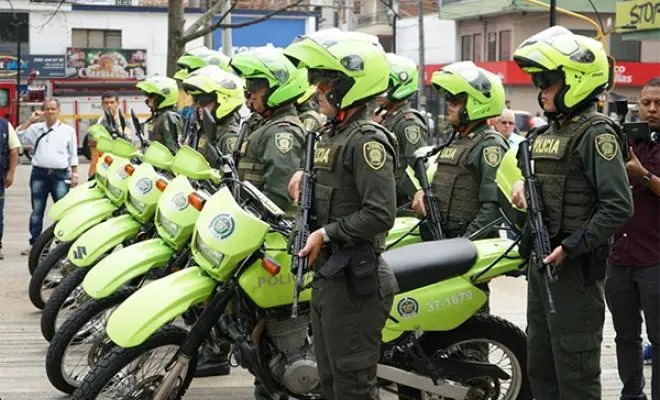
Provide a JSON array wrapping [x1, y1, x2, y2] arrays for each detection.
[[13, 18, 21, 124], [221, 0, 233, 57], [166, 0, 184, 76], [417, 0, 426, 110], [320, 0, 336, 29], [204, 0, 213, 48], [391, 0, 399, 53], [549, 0, 557, 26]]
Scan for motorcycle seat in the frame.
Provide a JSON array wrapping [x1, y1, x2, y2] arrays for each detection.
[[382, 238, 477, 293]]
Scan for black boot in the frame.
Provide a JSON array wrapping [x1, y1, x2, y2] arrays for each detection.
[[194, 346, 231, 377]]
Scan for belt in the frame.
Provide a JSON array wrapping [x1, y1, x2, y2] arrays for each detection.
[[33, 166, 68, 174]]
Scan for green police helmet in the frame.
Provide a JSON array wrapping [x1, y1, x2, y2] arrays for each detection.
[[136, 76, 179, 110], [386, 53, 419, 101], [229, 47, 307, 108], [182, 65, 244, 121], [284, 31, 389, 110], [430, 61, 505, 123], [174, 47, 232, 81], [513, 25, 610, 113]]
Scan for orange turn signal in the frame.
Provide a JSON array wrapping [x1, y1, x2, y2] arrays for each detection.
[[155, 179, 168, 192], [104, 155, 113, 165], [261, 257, 281, 277], [124, 164, 135, 176], [187, 192, 206, 211]]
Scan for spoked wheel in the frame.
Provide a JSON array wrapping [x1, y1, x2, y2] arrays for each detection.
[[72, 325, 196, 400], [29, 242, 73, 309], [42, 268, 91, 341], [396, 315, 532, 400], [46, 288, 136, 394], [29, 223, 59, 275]]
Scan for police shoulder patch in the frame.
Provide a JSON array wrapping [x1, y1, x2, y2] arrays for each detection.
[[594, 133, 618, 161], [404, 125, 421, 145], [363, 141, 386, 170], [225, 136, 238, 153], [483, 145, 503, 168], [275, 132, 294, 153], [303, 117, 318, 132]]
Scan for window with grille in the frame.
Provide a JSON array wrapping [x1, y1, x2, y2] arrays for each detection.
[[461, 35, 472, 61], [487, 32, 497, 61], [498, 30, 511, 61], [72, 29, 122, 48]]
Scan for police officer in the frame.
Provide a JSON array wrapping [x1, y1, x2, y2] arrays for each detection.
[[374, 53, 428, 205], [178, 66, 244, 378], [411, 61, 508, 240], [296, 83, 326, 133], [181, 65, 243, 165], [510, 26, 634, 400], [173, 46, 231, 82], [136, 76, 183, 155], [285, 31, 399, 400], [230, 47, 307, 211]]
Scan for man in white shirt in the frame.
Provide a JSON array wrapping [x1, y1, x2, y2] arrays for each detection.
[[17, 99, 78, 254], [532, 111, 548, 128], [495, 109, 525, 148]]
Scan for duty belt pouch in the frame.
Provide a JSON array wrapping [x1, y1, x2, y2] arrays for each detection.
[[347, 244, 379, 296]]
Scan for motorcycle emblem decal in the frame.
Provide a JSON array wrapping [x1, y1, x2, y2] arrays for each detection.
[[209, 213, 235, 240], [171, 192, 188, 211], [72, 246, 87, 260], [397, 297, 419, 318], [134, 178, 153, 195]]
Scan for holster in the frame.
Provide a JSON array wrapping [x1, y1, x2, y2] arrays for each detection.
[[317, 242, 379, 296]]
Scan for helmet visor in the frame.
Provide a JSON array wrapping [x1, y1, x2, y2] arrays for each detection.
[[531, 70, 564, 89], [244, 78, 269, 95], [191, 93, 215, 107], [308, 69, 342, 86]]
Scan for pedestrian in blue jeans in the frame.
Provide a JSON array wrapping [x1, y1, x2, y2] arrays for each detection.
[[17, 99, 79, 254]]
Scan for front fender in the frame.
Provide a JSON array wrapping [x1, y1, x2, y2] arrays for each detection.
[[69, 214, 142, 267], [48, 181, 104, 221], [386, 217, 422, 250], [107, 266, 216, 348], [82, 238, 175, 300], [54, 198, 119, 242]]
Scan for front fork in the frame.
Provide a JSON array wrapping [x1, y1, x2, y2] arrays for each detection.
[[153, 253, 261, 400]]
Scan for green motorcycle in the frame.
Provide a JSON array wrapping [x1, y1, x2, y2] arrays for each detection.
[[27, 126, 116, 275], [45, 147, 216, 394], [39, 140, 175, 342], [72, 147, 530, 400], [28, 136, 138, 309]]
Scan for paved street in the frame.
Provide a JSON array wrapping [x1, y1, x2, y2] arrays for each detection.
[[0, 163, 651, 399]]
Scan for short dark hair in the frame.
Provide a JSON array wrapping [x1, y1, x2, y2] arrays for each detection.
[[42, 98, 60, 110], [101, 91, 119, 101], [643, 77, 660, 89]]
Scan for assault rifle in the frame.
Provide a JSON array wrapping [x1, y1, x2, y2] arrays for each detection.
[[103, 108, 121, 139], [233, 120, 249, 165], [130, 109, 149, 149], [291, 130, 316, 318], [409, 133, 456, 241], [517, 140, 557, 314]]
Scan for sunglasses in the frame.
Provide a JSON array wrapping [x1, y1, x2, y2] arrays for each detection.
[[531, 71, 563, 90], [192, 93, 216, 107], [498, 120, 515, 125]]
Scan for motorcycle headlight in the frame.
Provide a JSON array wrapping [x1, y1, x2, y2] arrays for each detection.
[[158, 213, 180, 237], [195, 235, 224, 267], [107, 183, 123, 199], [128, 194, 146, 212]]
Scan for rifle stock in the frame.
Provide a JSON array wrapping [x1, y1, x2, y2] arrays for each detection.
[[233, 121, 249, 164], [517, 140, 557, 314], [291, 130, 316, 318]]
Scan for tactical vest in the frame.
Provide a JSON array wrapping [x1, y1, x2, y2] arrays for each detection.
[[388, 108, 426, 181], [237, 114, 304, 188], [313, 120, 396, 252], [148, 110, 180, 149], [432, 129, 499, 235], [298, 110, 325, 133], [531, 111, 616, 237], [200, 115, 240, 168], [0, 119, 9, 186]]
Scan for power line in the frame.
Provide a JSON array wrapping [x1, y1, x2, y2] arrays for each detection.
[[38, 0, 67, 32]]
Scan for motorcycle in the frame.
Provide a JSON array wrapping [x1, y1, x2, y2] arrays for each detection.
[[28, 136, 138, 309], [72, 145, 530, 400], [45, 146, 217, 394], [39, 140, 175, 342]]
